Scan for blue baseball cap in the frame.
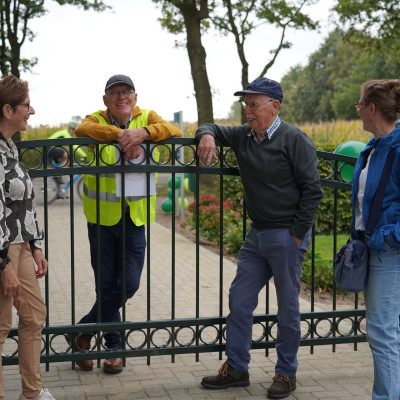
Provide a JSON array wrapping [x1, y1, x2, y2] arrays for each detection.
[[234, 77, 283, 102]]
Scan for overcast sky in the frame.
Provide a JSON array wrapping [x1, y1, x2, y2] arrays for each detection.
[[22, 0, 335, 127]]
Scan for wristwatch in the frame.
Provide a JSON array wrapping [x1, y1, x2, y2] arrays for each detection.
[[0, 255, 11, 271]]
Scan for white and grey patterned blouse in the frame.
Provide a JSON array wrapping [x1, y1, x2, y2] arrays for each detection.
[[0, 133, 43, 261]]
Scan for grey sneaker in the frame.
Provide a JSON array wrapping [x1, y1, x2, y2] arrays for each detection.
[[267, 375, 296, 399], [19, 388, 56, 400], [201, 361, 250, 389]]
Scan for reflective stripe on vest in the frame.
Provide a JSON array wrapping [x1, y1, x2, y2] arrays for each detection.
[[82, 109, 157, 226]]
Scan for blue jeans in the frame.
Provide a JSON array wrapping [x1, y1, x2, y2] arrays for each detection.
[[364, 247, 400, 400], [78, 217, 146, 348], [226, 227, 310, 376]]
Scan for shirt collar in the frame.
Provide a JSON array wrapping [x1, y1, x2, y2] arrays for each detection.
[[247, 115, 281, 143], [109, 112, 132, 129]]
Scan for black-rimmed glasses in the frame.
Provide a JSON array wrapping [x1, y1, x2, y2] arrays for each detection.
[[18, 102, 30, 111], [107, 90, 134, 98]]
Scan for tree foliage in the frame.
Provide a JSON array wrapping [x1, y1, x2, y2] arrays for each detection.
[[0, 0, 110, 78], [153, 0, 320, 124], [332, 0, 400, 56], [211, 0, 318, 89], [211, 0, 319, 123], [279, 29, 400, 124]]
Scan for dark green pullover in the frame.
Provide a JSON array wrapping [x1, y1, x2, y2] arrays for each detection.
[[195, 121, 323, 240]]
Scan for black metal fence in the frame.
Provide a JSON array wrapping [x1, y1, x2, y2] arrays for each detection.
[[2, 137, 365, 369]]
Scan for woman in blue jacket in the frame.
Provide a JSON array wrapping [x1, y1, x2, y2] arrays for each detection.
[[352, 79, 400, 400]]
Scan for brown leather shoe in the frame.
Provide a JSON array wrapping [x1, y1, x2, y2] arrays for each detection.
[[65, 334, 93, 371], [103, 357, 123, 374], [75, 357, 94, 371], [75, 336, 94, 371]]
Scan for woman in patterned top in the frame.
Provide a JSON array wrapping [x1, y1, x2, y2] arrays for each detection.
[[0, 75, 55, 400]]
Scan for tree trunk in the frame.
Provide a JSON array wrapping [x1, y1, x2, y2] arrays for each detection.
[[239, 46, 249, 124], [178, 5, 214, 125]]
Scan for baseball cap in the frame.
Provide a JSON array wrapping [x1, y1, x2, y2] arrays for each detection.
[[234, 77, 283, 102], [105, 74, 135, 91]]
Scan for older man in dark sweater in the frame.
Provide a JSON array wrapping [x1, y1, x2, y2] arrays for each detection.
[[195, 77, 322, 399]]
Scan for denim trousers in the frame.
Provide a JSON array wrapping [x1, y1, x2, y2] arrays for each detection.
[[226, 226, 310, 376], [364, 247, 400, 400], [78, 217, 146, 348]]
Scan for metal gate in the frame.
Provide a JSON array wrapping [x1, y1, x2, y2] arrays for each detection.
[[2, 137, 365, 370]]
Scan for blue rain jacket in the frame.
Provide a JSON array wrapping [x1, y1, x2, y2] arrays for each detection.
[[351, 126, 400, 251]]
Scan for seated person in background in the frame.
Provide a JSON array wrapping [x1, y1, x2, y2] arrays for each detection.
[[47, 122, 87, 197], [48, 121, 87, 166]]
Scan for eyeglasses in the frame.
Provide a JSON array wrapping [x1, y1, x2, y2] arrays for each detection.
[[241, 99, 274, 112], [18, 102, 30, 111], [354, 102, 365, 112], [107, 89, 134, 98]]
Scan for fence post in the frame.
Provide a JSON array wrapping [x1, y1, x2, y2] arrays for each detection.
[[174, 111, 185, 220]]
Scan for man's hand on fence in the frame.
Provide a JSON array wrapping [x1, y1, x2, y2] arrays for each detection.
[[197, 134, 218, 166], [118, 129, 148, 161], [122, 145, 142, 161], [1, 263, 21, 297]]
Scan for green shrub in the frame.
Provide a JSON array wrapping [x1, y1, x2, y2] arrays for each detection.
[[222, 211, 246, 254], [187, 194, 249, 254], [315, 188, 352, 234], [187, 195, 223, 242], [302, 249, 334, 293]]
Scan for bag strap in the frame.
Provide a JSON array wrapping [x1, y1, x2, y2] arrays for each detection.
[[366, 143, 398, 235]]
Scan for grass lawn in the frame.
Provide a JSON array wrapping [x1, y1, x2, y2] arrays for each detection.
[[314, 234, 349, 262]]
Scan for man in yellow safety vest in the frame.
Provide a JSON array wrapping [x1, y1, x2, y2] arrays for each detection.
[[73, 74, 182, 374]]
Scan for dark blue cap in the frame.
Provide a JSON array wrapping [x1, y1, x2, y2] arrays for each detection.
[[234, 77, 283, 102]]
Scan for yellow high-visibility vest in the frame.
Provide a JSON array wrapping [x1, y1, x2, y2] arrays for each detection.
[[82, 109, 158, 226]]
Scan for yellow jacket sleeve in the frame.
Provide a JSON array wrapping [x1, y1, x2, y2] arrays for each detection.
[[146, 110, 182, 142]]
